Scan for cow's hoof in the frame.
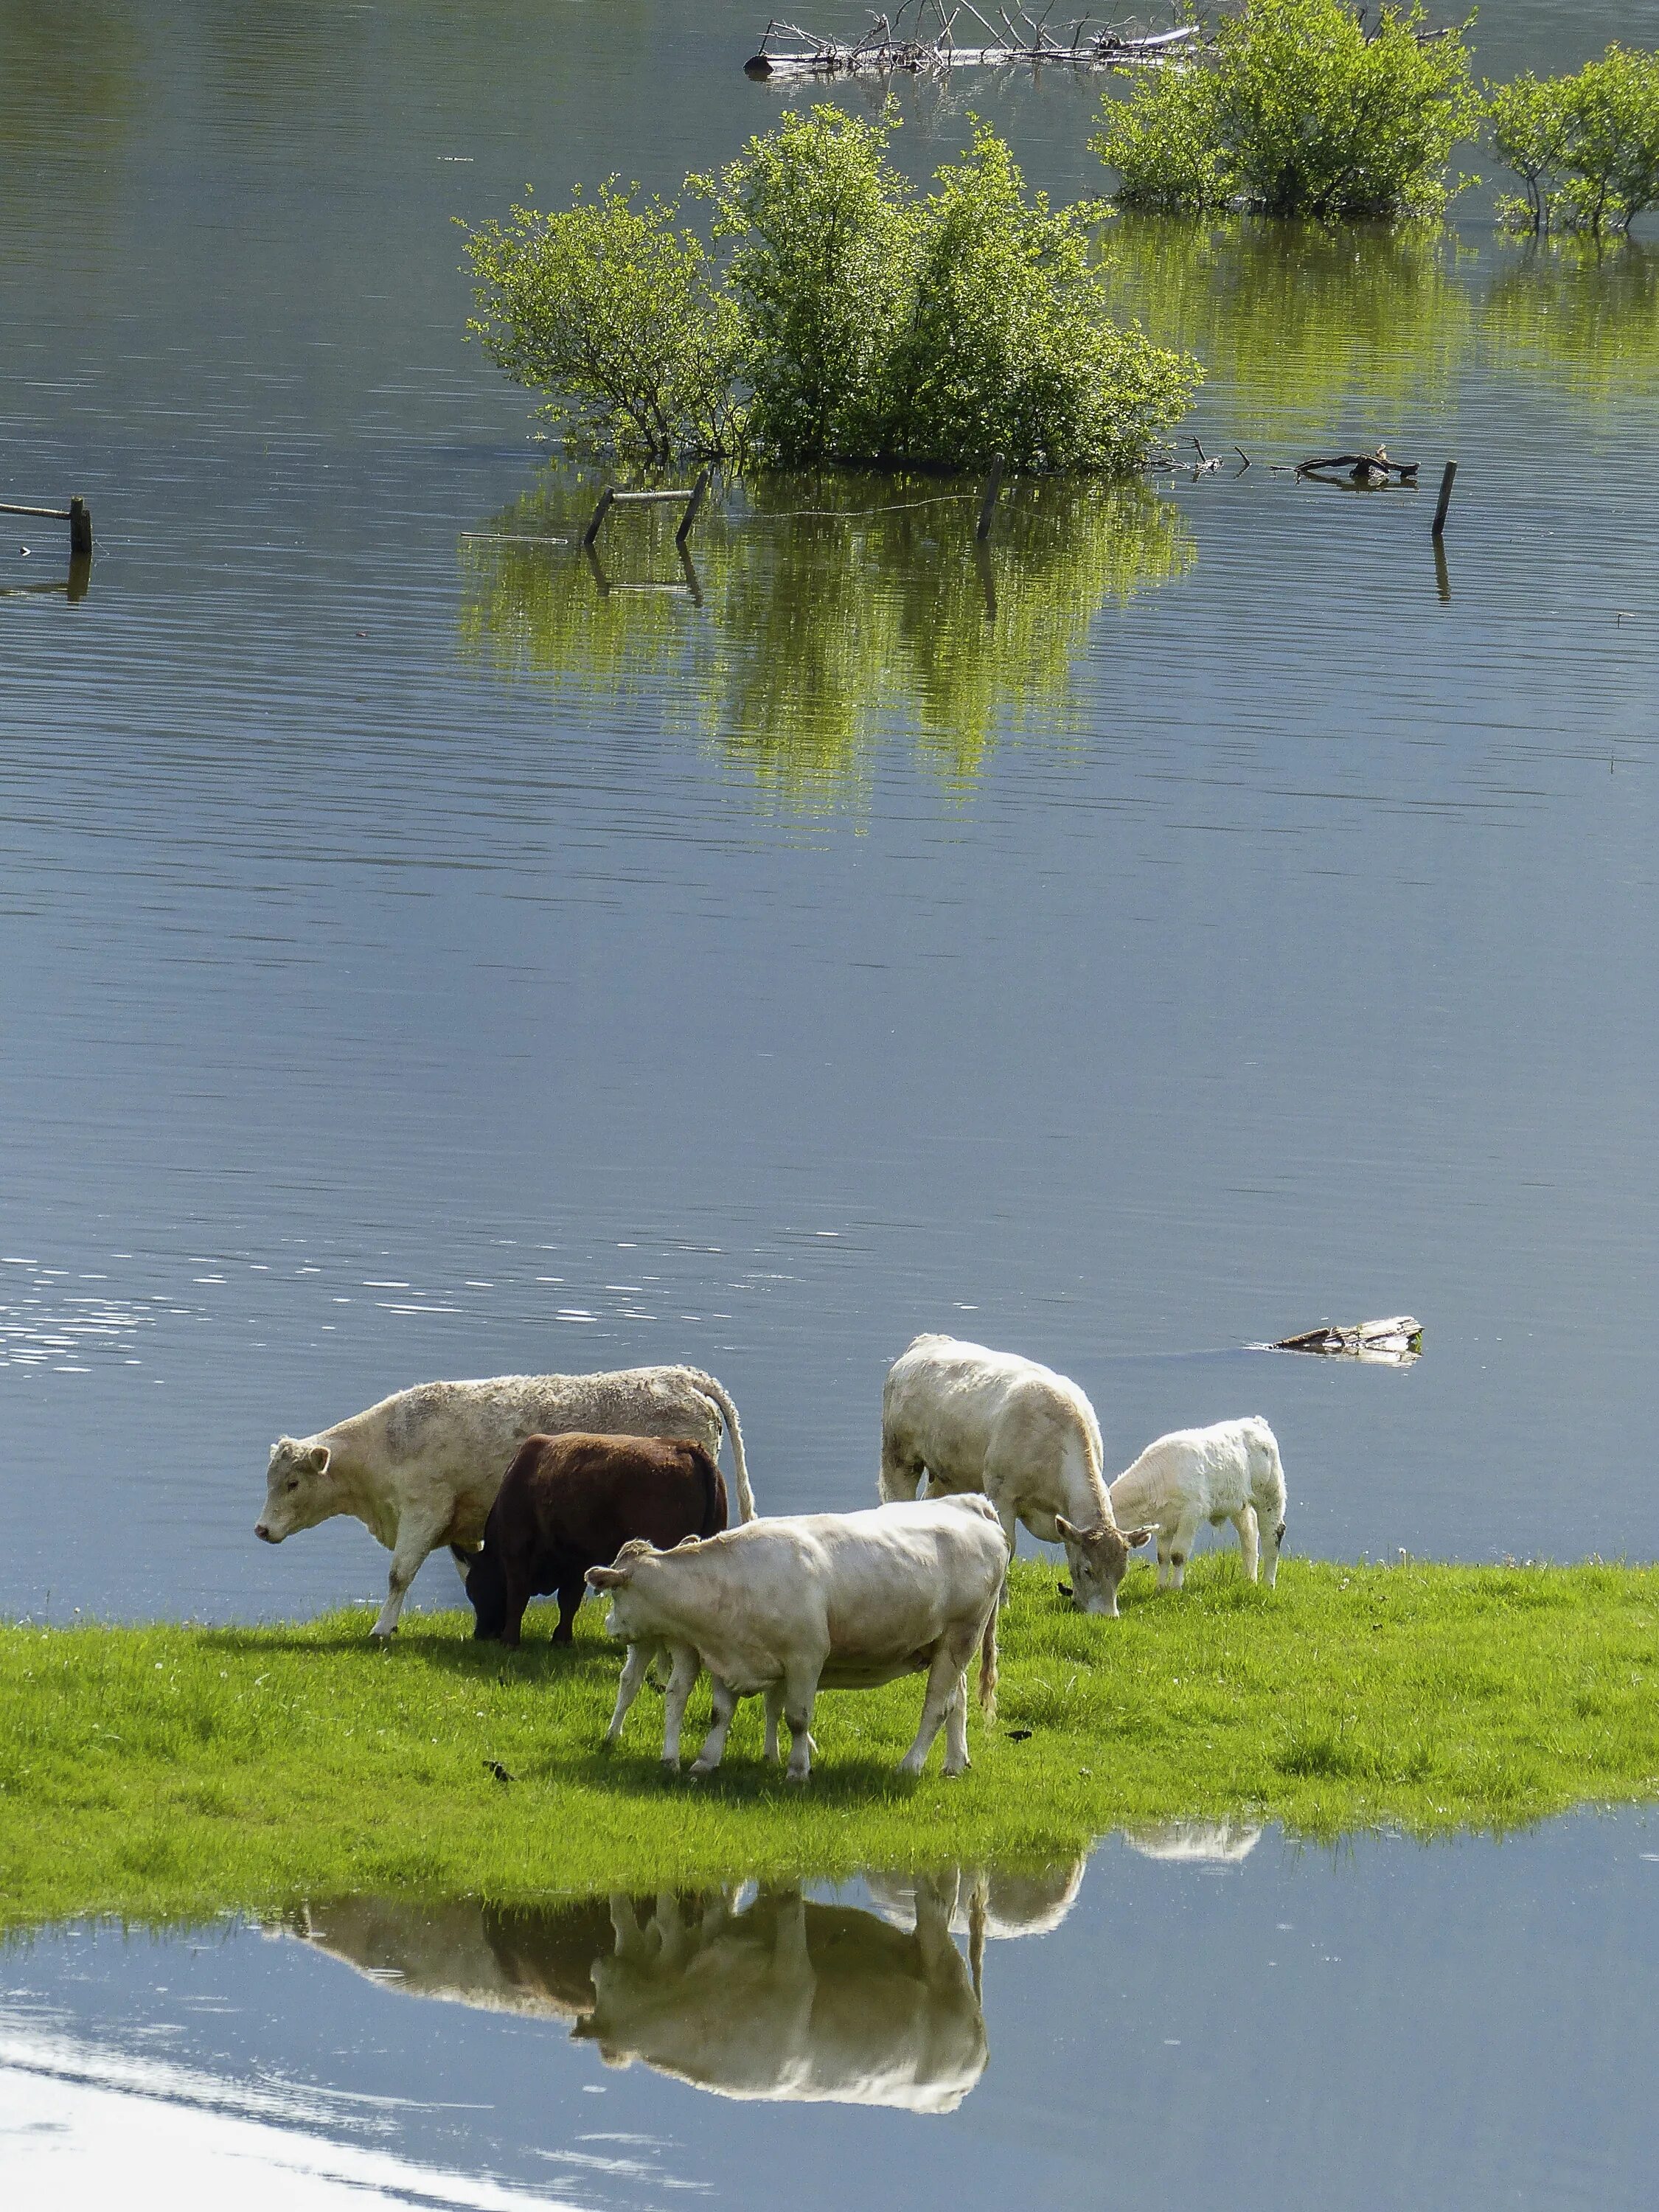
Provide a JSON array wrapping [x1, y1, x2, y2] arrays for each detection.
[[687, 1759, 717, 1778], [369, 1627, 396, 1642], [783, 1769, 810, 1786]]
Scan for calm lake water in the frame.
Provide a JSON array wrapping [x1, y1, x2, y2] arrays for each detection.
[[2, 0, 1657, 2199]]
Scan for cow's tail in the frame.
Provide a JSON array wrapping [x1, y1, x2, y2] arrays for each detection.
[[688, 1370, 755, 1523], [698, 1441, 725, 1540], [977, 1600, 998, 1722]]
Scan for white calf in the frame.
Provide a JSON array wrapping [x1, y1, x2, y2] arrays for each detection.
[[1107, 1415, 1287, 1591]]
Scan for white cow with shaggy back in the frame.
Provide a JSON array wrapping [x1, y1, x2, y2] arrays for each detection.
[[256, 1366, 753, 1638], [1107, 1415, 1287, 1591], [880, 1335, 1153, 1615], [588, 1496, 1006, 1781]]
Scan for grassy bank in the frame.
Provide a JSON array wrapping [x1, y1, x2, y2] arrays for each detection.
[[3, 1557, 1657, 1931]]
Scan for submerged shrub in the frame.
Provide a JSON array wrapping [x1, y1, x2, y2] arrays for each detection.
[[462, 182, 744, 462], [886, 122, 1198, 470], [1095, 0, 1484, 221], [1491, 46, 1659, 236], [692, 106, 919, 467], [467, 109, 1197, 473]]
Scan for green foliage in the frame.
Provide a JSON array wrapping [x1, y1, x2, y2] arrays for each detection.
[[458, 469, 1194, 801], [1096, 0, 1484, 222], [886, 122, 1198, 472], [692, 106, 918, 466], [468, 110, 1196, 473], [1490, 46, 1659, 236], [4, 1557, 1659, 1932], [462, 181, 743, 462]]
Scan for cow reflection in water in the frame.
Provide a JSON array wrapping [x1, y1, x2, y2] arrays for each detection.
[[286, 1874, 992, 2113], [1120, 1818, 1263, 1863]]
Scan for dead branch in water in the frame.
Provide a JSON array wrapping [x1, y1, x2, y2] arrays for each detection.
[[745, 4, 1202, 77]]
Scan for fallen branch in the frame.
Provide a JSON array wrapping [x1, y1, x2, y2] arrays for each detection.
[[745, 6, 1200, 77]]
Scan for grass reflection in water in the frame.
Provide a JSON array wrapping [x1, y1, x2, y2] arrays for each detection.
[[459, 470, 1194, 801]]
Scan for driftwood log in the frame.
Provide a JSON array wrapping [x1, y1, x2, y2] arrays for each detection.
[[1295, 451, 1419, 486], [745, 6, 1200, 77], [1272, 1317, 1423, 1365]]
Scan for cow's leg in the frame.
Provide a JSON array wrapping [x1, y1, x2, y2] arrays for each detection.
[[1233, 1503, 1260, 1584], [1167, 1509, 1201, 1591], [370, 1515, 446, 1638], [661, 1644, 700, 1770], [782, 1665, 820, 1783], [942, 1673, 972, 1777], [762, 1683, 785, 1765], [1155, 1529, 1173, 1590], [552, 1578, 585, 1644], [690, 1676, 740, 1777], [604, 1641, 653, 1748], [1259, 1508, 1285, 1589], [900, 1644, 964, 1778], [498, 1568, 532, 1649]]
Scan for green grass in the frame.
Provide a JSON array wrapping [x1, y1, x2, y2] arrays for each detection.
[[3, 1557, 1657, 1933]]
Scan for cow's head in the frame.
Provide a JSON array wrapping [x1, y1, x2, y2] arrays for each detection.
[[585, 1537, 666, 1639], [459, 1541, 508, 1640], [256, 1436, 334, 1543], [1054, 1515, 1153, 1616]]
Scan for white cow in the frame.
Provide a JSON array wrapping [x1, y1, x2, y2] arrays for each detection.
[[880, 1334, 1153, 1615], [1106, 1415, 1287, 1591], [574, 1883, 987, 2112], [587, 1496, 1006, 1781], [255, 1366, 753, 1638]]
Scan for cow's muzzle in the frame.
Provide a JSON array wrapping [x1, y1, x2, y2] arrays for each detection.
[[254, 1523, 280, 1545]]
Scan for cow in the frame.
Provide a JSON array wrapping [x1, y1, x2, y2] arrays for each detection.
[[879, 1334, 1153, 1615], [1105, 1414, 1287, 1590], [281, 1894, 619, 2023], [573, 1882, 987, 2112], [587, 1496, 1007, 1781], [254, 1365, 753, 1638], [462, 1431, 727, 1648]]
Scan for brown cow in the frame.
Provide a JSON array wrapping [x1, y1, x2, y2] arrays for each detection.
[[459, 1431, 728, 1646]]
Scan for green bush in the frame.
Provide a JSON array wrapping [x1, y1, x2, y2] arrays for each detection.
[[1095, 0, 1484, 221], [1490, 46, 1659, 236], [462, 182, 743, 463], [465, 111, 1197, 474]]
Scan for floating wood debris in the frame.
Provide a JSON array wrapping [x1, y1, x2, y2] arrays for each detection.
[[745, 5, 1200, 77], [1270, 1317, 1424, 1367], [0, 493, 93, 557], [1295, 448, 1419, 487]]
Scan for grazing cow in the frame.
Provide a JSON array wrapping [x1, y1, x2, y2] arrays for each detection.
[[255, 1365, 753, 1638], [587, 1496, 1006, 1781], [1106, 1415, 1287, 1590], [880, 1334, 1152, 1615], [574, 1882, 987, 2112], [463, 1432, 726, 1647]]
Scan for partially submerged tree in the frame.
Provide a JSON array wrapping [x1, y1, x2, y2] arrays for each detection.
[[888, 122, 1198, 471], [462, 183, 743, 462], [465, 110, 1197, 473], [1095, 0, 1484, 221], [1491, 46, 1659, 236]]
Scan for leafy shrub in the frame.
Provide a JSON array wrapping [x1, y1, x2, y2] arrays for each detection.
[[462, 182, 744, 463], [1095, 0, 1484, 221], [691, 107, 918, 467], [887, 122, 1197, 471], [1491, 46, 1659, 235], [465, 111, 1197, 474]]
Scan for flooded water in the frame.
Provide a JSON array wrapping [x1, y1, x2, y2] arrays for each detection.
[[7, 1814, 1659, 2208], [3, 0, 1658, 2199]]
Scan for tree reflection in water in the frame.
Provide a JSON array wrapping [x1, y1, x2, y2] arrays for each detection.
[[459, 470, 1194, 803], [1482, 238, 1658, 403]]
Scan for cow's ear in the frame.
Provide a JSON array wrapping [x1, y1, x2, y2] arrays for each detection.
[[1124, 1525, 1155, 1548], [305, 1443, 331, 1475], [586, 1565, 628, 1589], [1054, 1515, 1079, 1545]]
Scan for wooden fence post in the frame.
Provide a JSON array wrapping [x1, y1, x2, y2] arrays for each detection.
[[581, 487, 617, 549], [1430, 461, 1457, 539], [675, 469, 710, 548], [69, 496, 93, 558]]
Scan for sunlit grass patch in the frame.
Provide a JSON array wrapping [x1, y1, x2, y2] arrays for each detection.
[[1, 1555, 1657, 1933]]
